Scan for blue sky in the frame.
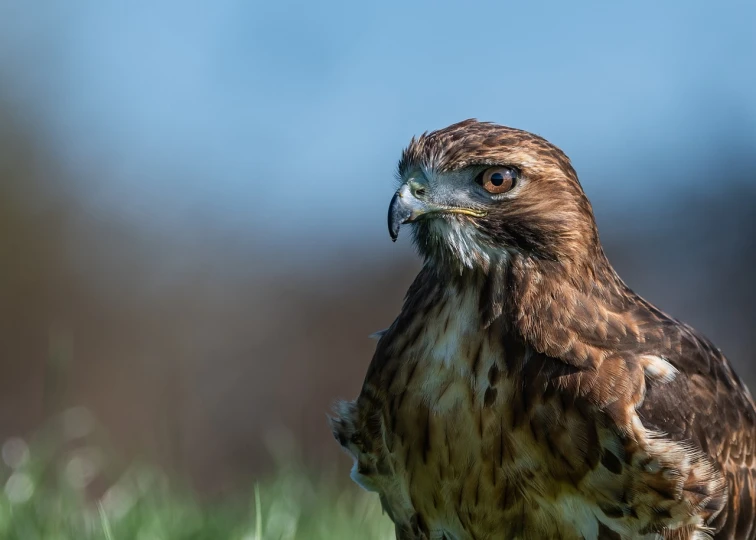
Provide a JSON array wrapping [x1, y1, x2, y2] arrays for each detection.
[[1, 0, 755, 251]]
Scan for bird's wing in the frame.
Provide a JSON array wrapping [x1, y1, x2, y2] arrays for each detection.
[[517, 272, 756, 535], [637, 321, 756, 538]]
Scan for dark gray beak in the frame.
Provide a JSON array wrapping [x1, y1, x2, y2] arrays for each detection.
[[388, 182, 428, 241], [387, 180, 486, 241]]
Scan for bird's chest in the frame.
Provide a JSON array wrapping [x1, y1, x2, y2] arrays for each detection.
[[352, 293, 605, 539]]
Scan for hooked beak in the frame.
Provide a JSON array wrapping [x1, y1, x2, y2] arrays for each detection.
[[387, 180, 486, 241]]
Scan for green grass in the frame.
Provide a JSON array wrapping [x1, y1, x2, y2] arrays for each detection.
[[0, 409, 394, 540]]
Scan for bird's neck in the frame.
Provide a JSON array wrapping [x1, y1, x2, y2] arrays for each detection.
[[419, 249, 652, 367], [488, 250, 665, 366]]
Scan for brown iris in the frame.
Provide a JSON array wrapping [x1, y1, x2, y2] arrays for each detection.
[[477, 166, 518, 194]]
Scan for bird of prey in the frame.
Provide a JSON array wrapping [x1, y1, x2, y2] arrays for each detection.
[[330, 119, 756, 539]]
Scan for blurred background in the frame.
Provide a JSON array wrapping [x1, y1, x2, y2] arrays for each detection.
[[0, 0, 755, 536]]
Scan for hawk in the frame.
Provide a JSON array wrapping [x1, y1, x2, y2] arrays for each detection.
[[330, 120, 756, 539]]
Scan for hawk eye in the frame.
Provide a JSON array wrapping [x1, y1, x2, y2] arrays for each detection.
[[477, 166, 518, 194]]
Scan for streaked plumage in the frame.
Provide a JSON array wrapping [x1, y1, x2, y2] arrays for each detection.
[[331, 120, 756, 539]]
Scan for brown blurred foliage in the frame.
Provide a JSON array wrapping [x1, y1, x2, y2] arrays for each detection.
[[0, 100, 421, 492], [1, 101, 754, 495]]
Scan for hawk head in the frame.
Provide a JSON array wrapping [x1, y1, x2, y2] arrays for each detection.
[[389, 119, 601, 271]]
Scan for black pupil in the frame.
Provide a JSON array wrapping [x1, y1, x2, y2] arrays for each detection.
[[490, 172, 505, 186]]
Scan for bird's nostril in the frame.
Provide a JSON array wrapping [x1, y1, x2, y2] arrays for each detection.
[[415, 188, 426, 198]]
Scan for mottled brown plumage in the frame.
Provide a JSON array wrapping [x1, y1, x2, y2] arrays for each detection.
[[331, 120, 756, 539]]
